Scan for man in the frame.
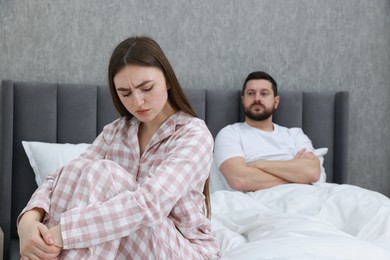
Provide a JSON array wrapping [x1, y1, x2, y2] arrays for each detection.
[[213, 71, 321, 192]]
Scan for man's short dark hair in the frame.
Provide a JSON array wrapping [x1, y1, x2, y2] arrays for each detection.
[[242, 71, 278, 96]]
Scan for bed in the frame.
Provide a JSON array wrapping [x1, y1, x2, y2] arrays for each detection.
[[1, 80, 389, 259]]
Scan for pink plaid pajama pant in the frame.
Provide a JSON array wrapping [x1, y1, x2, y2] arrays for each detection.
[[44, 159, 205, 259]]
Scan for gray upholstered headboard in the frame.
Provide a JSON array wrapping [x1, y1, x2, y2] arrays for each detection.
[[0, 80, 349, 259]]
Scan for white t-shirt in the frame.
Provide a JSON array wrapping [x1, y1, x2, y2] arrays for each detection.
[[214, 122, 315, 168]]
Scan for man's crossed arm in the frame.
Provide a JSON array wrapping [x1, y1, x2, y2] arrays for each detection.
[[219, 149, 321, 192]]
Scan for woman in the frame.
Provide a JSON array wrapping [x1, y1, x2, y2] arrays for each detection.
[[17, 36, 220, 259]]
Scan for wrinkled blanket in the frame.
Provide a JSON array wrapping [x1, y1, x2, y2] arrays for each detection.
[[211, 183, 390, 260]]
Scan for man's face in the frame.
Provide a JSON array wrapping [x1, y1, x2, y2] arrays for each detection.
[[242, 79, 279, 121]]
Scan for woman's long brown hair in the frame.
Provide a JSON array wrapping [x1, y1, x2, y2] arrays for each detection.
[[108, 36, 211, 218]]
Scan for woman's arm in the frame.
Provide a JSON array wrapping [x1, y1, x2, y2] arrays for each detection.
[[18, 208, 61, 259], [17, 118, 120, 255]]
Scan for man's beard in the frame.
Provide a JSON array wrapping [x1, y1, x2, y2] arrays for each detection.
[[244, 103, 275, 121]]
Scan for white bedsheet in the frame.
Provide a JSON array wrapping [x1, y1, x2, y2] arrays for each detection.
[[211, 183, 390, 260]]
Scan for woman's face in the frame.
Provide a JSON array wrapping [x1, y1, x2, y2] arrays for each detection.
[[113, 64, 174, 124]]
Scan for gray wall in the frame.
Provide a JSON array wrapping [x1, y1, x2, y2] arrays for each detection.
[[1, 1, 389, 196]]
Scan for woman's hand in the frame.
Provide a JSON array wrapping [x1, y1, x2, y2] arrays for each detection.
[[18, 209, 61, 260], [49, 224, 64, 248]]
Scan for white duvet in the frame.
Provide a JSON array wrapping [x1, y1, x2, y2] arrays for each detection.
[[211, 183, 390, 260]]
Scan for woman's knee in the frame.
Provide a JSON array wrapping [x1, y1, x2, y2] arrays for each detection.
[[81, 159, 137, 195]]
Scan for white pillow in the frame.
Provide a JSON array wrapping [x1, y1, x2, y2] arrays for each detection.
[[313, 147, 328, 183], [22, 141, 90, 186]]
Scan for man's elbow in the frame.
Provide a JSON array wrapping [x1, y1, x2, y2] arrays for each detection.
[[226, 175, 272, 191], [307, 161, 321, 183], [307, 170, 321, 183], [226, 175, 250, 191], [295, 159, 321, 184], [227, 176, 287, 191]]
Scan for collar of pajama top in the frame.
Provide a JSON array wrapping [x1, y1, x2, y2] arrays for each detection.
[[104, 110, 206, 184], [130, 110, 190, 157]]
